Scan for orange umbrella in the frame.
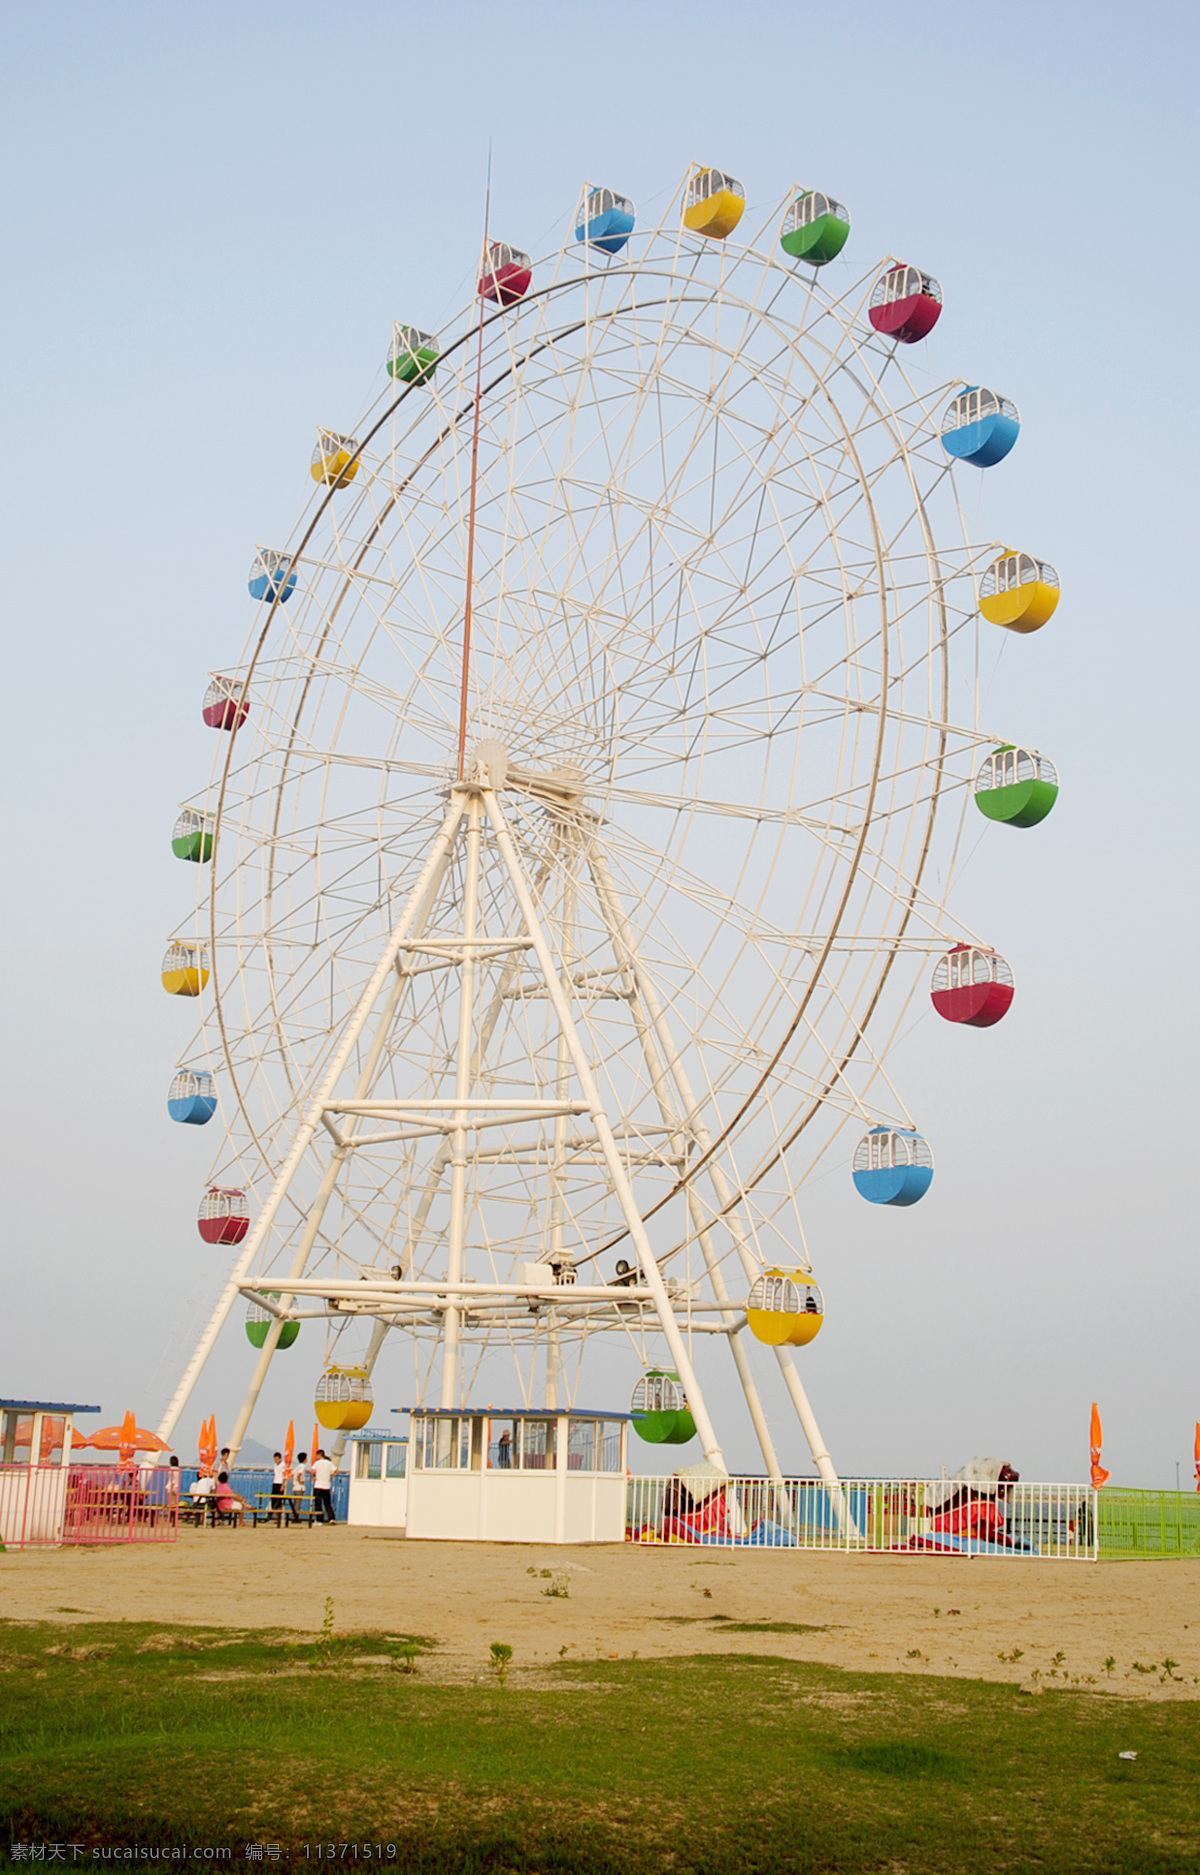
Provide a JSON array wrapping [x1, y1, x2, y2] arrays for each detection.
[[198, 1415, 218, 1476], [76, 1415, 170, 1460], [1090, 1401, 1110, 1488], [284, 1419, 295, 1482], [1193, 1421, 1199, 1495]]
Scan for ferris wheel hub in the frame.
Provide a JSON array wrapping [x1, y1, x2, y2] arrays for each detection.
[[467, 739, 509, 788], [465, 741, 588, 808]]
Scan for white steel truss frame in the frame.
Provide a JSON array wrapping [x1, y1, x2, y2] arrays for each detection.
[[156, 169, 1047, 1483]]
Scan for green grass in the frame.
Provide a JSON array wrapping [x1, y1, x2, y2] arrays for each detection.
[[1, 1620, 1198, 1872]]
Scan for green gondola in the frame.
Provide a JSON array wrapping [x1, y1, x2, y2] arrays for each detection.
[[171, 809, 214, 863], [974, 745, 1059, 828], [631, 1369, 696, 1445], [245, 1295, 299, 1351], [387, 323, 440, 385], [779, 190, 850, 266]]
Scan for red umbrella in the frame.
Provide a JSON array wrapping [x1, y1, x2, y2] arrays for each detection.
[[284, 1419, 295, 1482], [1193, 1422, 1199, 1495], [1090, 1402, 1110, 1488]]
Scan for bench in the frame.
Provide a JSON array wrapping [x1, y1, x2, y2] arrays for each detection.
[[250, 1491, 319, 1527], [180, 1494, 248, 1528]]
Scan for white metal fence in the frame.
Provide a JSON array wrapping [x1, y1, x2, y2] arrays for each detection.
[[626, 1476, 1098, 1559]]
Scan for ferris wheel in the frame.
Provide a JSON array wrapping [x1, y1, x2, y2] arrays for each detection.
[[156, 166, 1060, 1484]]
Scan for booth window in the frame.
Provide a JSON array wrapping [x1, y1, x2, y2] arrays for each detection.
[[566, 1418, 624, 1472], [358, 1439, 408, 1478], [416, 1417, 474, 1470], [37, 1417, 65, 1466], [0, 1411, 32, 1466], [487, 1416, 558, 1469]]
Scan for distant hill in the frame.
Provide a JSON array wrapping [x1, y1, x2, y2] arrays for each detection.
[[236, 1439, 276, 1465]]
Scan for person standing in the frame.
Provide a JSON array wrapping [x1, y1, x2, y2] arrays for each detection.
[[271, 1452, 288, 1525], [292, 1452, 309, 1521], [311, 1449, 337, 1524]]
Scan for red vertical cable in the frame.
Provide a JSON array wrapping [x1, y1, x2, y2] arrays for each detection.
[[457, 157, 492, 782]]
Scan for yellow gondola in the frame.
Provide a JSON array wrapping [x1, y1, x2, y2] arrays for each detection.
[[161, 942, 209, 997], [682, 167, 745, 240], [747, 1268, 824, 1346], [310, 431, 361, 488], [314, 1364, 373, 1432], [978, 548, 1060, 633]]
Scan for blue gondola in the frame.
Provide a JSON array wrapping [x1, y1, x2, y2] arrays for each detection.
[[852, 1126, 933, 1207], [247, 547, 298, 603], [941, 388, 1020, 468], [575, 186, 635, 256], [168, 1069, 217, 1126]]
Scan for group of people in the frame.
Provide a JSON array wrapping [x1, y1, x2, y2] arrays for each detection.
[[187, 1446, 340, 1525], [268, 1449, 340, 1524]]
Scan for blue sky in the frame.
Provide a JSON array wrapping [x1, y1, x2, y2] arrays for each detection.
[[2, 2, 1196, 1484]]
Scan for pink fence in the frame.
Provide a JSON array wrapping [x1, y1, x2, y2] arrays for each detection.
[[0, 1463, 68, 1548], [0, 1463, 179, 1547], [63, 1465, 179, 1544]]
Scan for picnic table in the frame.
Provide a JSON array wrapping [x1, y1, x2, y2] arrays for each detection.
[[180, 1493, 245, 1528], [250, 1491, 319, 1527]]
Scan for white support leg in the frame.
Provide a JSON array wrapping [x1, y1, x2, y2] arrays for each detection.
[[482, 784, 726, 1471], [586, 839, 784, 1477], [158, 792, 468, 1446], [544, 826, 574, 1410], [441, 797, 482, 1409], [225, 1145, 350, 1460], [225, 813, 468, 1458], [586, 836, 841, 1491], [586, 865, 782, 1471], [544, 1313, 562, 1412], [773, 1350, 835, 1479], [394, 850, 558, 1288]]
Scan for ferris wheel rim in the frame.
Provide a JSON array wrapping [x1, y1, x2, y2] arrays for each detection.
[[151, 167, 1061, 1505], [190, 218, 981, 1281]]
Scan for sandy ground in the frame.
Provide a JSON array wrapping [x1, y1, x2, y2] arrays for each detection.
[[3, 1527, 1198, 1700]]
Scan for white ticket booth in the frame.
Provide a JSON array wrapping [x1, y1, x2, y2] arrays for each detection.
[[0, 1398, 99, 1548], [345, 1428, 409, 1529], [401, 1407, 629, 1543]]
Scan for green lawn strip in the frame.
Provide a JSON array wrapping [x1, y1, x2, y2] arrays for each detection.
[[1, 1623, 1197, 1872]]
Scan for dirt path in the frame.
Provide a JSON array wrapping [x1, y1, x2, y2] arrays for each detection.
[[4, 1528, 1197, 1699]]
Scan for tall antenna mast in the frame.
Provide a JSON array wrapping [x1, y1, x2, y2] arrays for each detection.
[[456, 146, 492, 782]]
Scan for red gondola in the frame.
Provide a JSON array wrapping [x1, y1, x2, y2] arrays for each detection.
[[930, 944, 1014, 1028], [202, 676, 248, 732], [197, 1186, 250, 1246], [478, 241, 532, 307], [868, 263, 943, 344]]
